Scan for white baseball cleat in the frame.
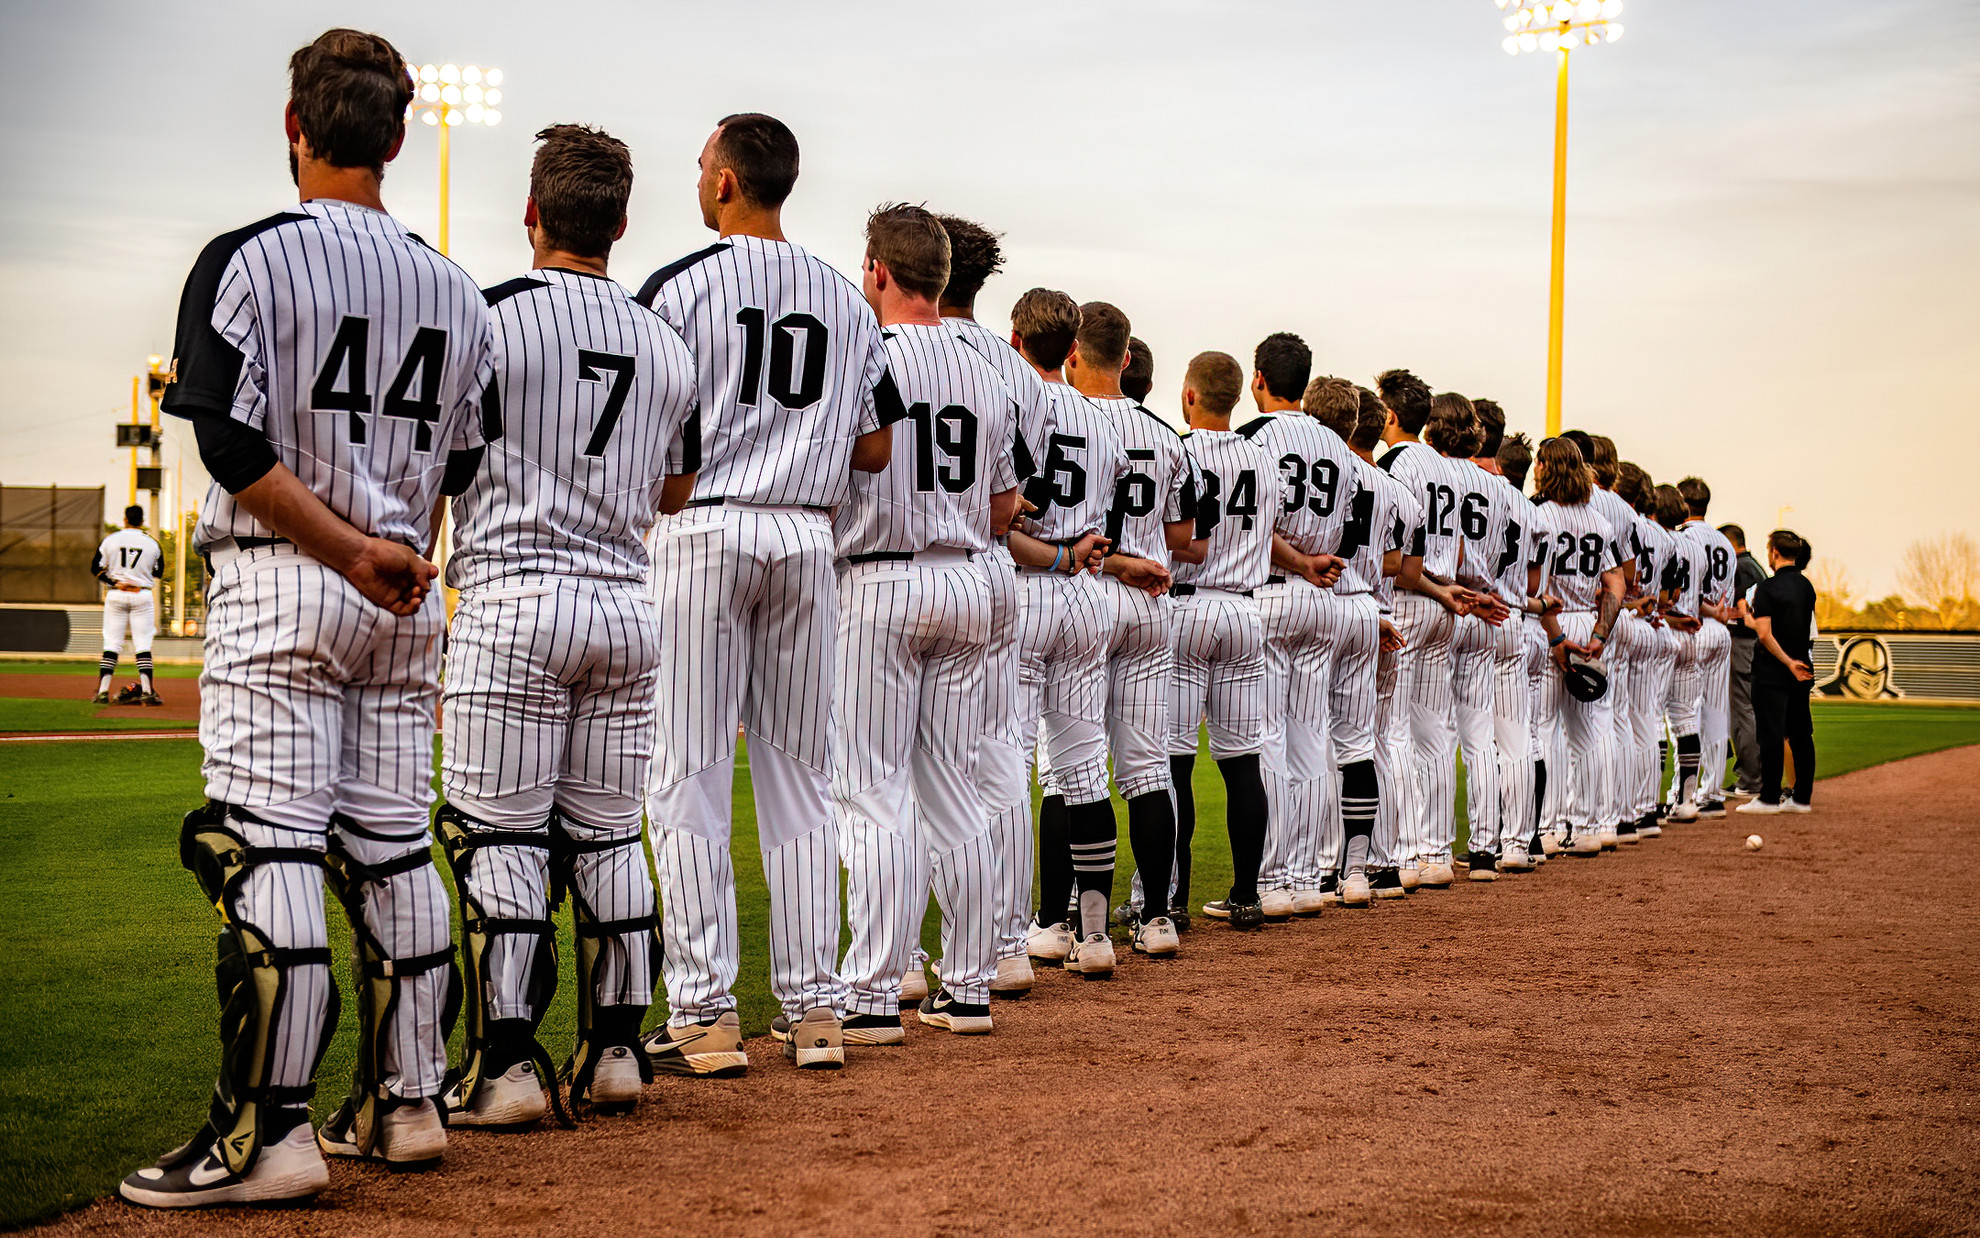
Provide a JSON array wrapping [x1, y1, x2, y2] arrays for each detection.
[[1259, 888, 1296, 919], [990, 954, 1035, 997], [1736, 799, 1782, 815], [1570, 833, 1603, 857], [1539, 832, 1564, 856], [1418, 858, 1455, 888], [779, 1007, 846, 1069], [120, 1122, 329, 1209], [1669, 803, 1699, 823], [318, 1096, 447, 1168], [1065, 932, 1117, 977], [1780, 800, 1812, 814], [1397, 862, 1422, 891], [898, 965, 929, 1006], [451, 1061, 548, 1128], [1289, 888, 1326, 916], [1131, 916, 1180, 957], [1597, 829, 1619, 851], [1025, 919, 1075, 964], [1339, 872, 1373, 906], [586, 1047, 645, 1108]]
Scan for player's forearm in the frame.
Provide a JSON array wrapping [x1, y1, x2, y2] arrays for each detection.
[[989, 488, 1020, 538], [231, 464, 373, 574], [658, 473, 698, 516], [850, 426, 893, 473], [1010, 529, 1082, 571], [1594, 587, 1622, 642]]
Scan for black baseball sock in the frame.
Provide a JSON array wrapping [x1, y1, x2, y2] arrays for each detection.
[[1035, 794, 1073, 929], [1068, 798, 1117, 939], [1125, 790, 1175, 923], [1532, 759, 1548, 843], [1676, 734, 1701, 805], [97, 650, 117, 694], [1340, 759, 1377, 873], [1218, 753, 1267, 904], [136, 651, 154, 692], [1170, 756, 1197, 911]]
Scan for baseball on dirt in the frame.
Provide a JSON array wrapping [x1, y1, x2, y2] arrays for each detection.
[[1745, 834, 1764, 851]]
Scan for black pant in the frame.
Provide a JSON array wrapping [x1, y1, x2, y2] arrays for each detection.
[[1752, 678, 1814, 805]]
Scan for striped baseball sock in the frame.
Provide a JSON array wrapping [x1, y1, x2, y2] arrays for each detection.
[[1340, 760, 1378, 872], [1676, 734, 1701, 805], [1068, 800, 1117, 939], [136, 652, 154, 692], [97, 650, 117, 695]]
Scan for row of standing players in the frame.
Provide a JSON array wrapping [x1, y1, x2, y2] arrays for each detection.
[[118, 52, 1736, 1210]]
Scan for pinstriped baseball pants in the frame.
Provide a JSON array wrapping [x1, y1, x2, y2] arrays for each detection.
[[1551, 610, 1615, 837], [975, 549, 1032, 964], [1392, 593, 1457, 863], [1490, 615, 1532, 858], [1451, 612, 1500, 857], [1696, 620, 1732, 799], [1254, 580, 1330, 893], [1372, 616, 1415, 871], [1628, 622, 1675, 818]]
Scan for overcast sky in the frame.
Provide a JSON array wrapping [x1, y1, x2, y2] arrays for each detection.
[[2, 0, 1974, 597]]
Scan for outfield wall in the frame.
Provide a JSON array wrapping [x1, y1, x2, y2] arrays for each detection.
[[1808, 631, 1980, 703], [0, 604, 202, 660]]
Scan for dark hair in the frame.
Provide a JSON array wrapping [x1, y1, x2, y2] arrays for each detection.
[[1652, 483, 1687, 529], [1122, 337, 1154, 402], [1614, 461, 1652, 509], [713, 113, 799, 209], [529, 125, 633, 259], [864, 203, 950, 300], [1471, 397, 1505, 458], [1534, 436, 1593, 505], [1351, 388, 1387, 451], [1769, 528, 1810, 568], [1011, 288, 1080, 370], [124, 504, 145, 526], [1302, 376, 1360, 439], [1497, 432, 1533, 491], [1719, 522, 1746, 550], [1184, 351, 1244, 416], [1677, 476, 1711, 518], [1425, 392, 1479, 457], [1254, 332, 1312, 402], [1074, 301, 1130, 368], [288, 29, 412, 176], [1375, 369, 1433, 435], [934, 214, 1003, 309], [1560, 429, 1595, 466], [1587, 434, 1619, 488]]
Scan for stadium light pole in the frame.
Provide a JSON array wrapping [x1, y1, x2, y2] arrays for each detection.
[[1496, 0, 1624, 438], [410, 63, 504, 255]]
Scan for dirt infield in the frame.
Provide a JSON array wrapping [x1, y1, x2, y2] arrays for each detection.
[[45, 746, 1980, 1237], [0, 675, 199, 723]]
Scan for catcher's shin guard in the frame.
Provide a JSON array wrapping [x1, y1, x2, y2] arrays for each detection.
[[178, 802, 338, 1178], [322, 826, 465, 1155], [550, 809, 659, 1109], [433, 804, 570, 1127]]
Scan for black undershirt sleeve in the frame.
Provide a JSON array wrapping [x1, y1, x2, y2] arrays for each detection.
[[190, 410, 278, 494], [439, 445, 486, 497]]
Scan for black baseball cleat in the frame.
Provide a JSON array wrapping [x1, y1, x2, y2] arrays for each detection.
[[142, 691, 165, 706], [115, 683, 144, 704], [1169, 909, 1192, 933], [916, 989, 993, 1035], [1370, 869, 1407, 899], [1465, 851, 1499, 882], [1616, 819, 1639, 844], [1203, 899, 1266, 930], [90, 690, 110, 704]]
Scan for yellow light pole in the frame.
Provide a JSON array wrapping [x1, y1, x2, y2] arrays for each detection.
[[1496, 0, 1625, 438], [409, 62, 505, 256]]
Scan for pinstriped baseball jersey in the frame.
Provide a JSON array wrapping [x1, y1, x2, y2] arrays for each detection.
[[448, 269, 700, 592], [95, 529, 163, 589], [1529, 500, 1622, 612], [1090, 396, 1197, 563], [1664, 526, 1709, 617], [1590, 487, 1639, 570], [1382, 442, 1465, 580], [1369, 465, 1424, 611], [1023, 385, 1129, 543], [164, 200, 494, 553], [1173, 429, 1282, 592], [1334, 456, 1401, 597], [833, 323, 1019, 557], [1450, 461, 1518, 600], [1682, 521, 1737, 609], [1489, 473, 1530, 604], [635, 235, 904, 507], [946, 316, 1052, 479], [1630, 514, 1674, 598], [1235, 412, 1359, 557]]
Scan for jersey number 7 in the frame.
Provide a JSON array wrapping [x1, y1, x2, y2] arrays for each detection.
[[576, 350, 635, 456]]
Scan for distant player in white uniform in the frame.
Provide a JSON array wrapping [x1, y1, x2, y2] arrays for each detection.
[[436, 126, 700, 1127], [1462, 402, 1538, 877], [1234, 345, 1352, 919], [1615, 461, 1676, 839], [1677, 476, 1738, 818], [1169, 351, 1284, 931], [1010, 292, 1129, 971], [1378, 377, 1485, 889], [924, 214, 1057, 1002], [92, 505, 164, 705], [1529, 438, 1629, 857], [1657, 483, 1711, 822], [1562, 431, 1639, 848], [831, 205, 1019, 1043], [1057, 301, 1202, 976], [1489, 431, 1556, 868], [634, 114, 904, 1073], [124, 30, 493, 1207]]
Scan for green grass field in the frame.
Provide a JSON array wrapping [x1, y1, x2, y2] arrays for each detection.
[[1, 688, 1976, 1228]]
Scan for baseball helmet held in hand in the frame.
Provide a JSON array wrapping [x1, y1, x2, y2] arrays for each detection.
[[1564, 653, 1609, 703]]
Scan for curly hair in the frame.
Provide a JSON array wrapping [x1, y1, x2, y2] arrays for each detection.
[[933, 214, 1003, 309], [1533, 436, 1593, 506], [1424, 392, 1480, 457]]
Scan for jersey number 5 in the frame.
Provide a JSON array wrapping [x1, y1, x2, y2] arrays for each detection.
[[312, 315, 450, 451]]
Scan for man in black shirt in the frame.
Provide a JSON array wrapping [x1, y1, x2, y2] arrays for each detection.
[[1738, 530, 1817, 813], [1722, 524, 1768, 797]]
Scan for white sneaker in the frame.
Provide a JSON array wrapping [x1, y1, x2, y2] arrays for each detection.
[[898, 965, 929, 1005], [1780, 800, 1812, 814], [1539, 832, 1564, 856], [1637, 822, 1662, 839], [1131, 916, 1180, 957], [1289, 888, 1326, 915], [120, 1121, 329, 1208], [1339, 872, 1373, 906], [1571, 833, 1602, 857], [317, 1096, 446, 1168], [1598, 829, 1619, 851], [1397, 863, 1422, 890], [452, 1061, 548, 1128], [1419, 858, 1455, 887], [1499, 851, 1534, 872], [990, 954, 1034, 997], [1065, 932, 1117, 977], [1669, 803, 1699, 823], [1025, 919, 1075, 963], [1259, 888, 1296, 918], [587, 1047, 644, 1108], [1736, 799, 1782, 815], [780, 1007, 845, 1070]]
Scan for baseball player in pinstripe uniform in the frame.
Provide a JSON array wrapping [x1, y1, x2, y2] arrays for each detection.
[[1489, 431, 1557, 868], [831, 205, 1019, 1042], [635, 114, 907, 1073], [1057, 301, 1203, 974], [1615, 462, 1677, 839], [1677, 477, 1738, 818], [124, 30, 493, 1206], [437, 126, 700, 1127], [925, 215, 1057, 1002], [1014, 291, 1130, 972], [1529, 438, 1629, 857], [1170, 351, 1289, 931], [1459, 402, 1534, 878], [1656, 483, 1710, 823], [1563, 431, 1639, 848], [92, 506, 165, 705], [1122, 336, 1155, 404], [1378, 379, 1487, 889]]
